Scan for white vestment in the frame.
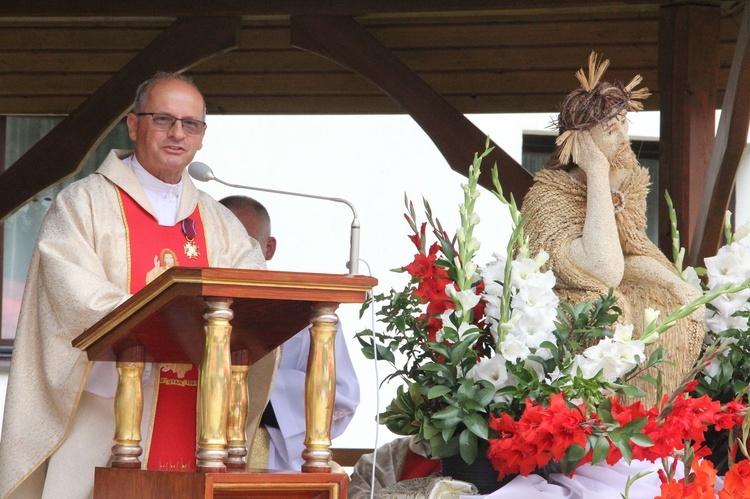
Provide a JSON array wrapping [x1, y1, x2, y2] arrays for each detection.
[[266, 322, 360, 470], [0, 150, 277, 499]]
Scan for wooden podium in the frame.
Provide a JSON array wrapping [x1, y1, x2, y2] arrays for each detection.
[[72, 267, 377, 498]]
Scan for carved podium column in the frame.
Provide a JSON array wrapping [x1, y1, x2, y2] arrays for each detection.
[[111, 346, 146, 468], [225, 349, 251, 469], [302, 303, 339, 472], [196, 298, 233, 472]]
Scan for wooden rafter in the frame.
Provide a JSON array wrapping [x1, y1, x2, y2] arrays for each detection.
[[0, 1, 674, 17], [0, 17, 241, 222], [290, 15, 533, 200]]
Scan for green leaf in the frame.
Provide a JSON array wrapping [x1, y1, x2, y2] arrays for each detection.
[[423, 424, 439, 440], [449, 332, 482, 365], [462, 413, 489, 439], [565, 442, 587, 462], [456, 379, 477, 400], [419, 362, 455, 384], [611, 433, 633, 463], [427, 385, 452, 399], [459, 429, 478, 464], [429, 343, 452, 359], [619, 384, 646, 398], [463, 399, 488, 413], [597, 398, 613, 423], [432, 405, 461, 420], [375, 344, 396, 363], [591, 435, 610, 465], [440, 436, 461, 458], [475, 387, 496, 407], [442, 425, 456, 442], [629, 433, 654, 447], [646, 347, 667, 368], [430, 435, 446, 457], [621, 417, 648, 434]]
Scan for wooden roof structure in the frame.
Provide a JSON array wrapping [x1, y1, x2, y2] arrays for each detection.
[[0, 0, 748, 265]]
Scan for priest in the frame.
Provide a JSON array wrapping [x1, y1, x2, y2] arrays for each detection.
[[0, 72, 275, 498]]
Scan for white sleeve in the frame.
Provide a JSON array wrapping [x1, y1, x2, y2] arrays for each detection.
[[267, 321, 360, 470]]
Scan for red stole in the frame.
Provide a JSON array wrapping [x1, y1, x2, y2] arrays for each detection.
[[117, 188, 209, 471]]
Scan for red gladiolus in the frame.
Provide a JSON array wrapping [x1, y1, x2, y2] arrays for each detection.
[[656, 479, 685, 498], [487, 395, 590, 479], [715, 401, 747, 431], [404, 247, 441, 280], [407, 222, 425, 250], [655, 459, 716, 499], [422, 314, 443, 342], [720, 460, 750, 498]]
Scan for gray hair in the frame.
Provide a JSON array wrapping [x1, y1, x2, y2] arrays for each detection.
[[132, 71, 206, 116]]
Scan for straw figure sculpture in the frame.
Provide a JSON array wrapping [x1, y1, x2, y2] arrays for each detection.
[[522, 52, 704, 406]]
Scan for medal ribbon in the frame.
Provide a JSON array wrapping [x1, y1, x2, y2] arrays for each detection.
[[182, 217, 197, 240]]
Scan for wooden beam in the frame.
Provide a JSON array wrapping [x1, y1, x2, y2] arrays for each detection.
[[657, 2, 720, 259], [290, 15, 533, 201], [689, 0, 750, 265], [0, 17, 240, 222], [0, 92, 669, 117], [0, 0, 671, 18]]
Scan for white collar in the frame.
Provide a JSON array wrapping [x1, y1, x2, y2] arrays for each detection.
[[126, 155, 183, 225]]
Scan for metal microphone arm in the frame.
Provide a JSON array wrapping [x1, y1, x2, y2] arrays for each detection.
[[191, 163, 360, 275]]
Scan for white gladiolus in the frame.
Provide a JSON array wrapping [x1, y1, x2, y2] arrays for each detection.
[[499, 333, 531, 362], [706, 311, 749, 335], [682, 266, 702, 291], [444, 284, 481, 315], [703, 357, 723, 379], [710, 288, 750, 318], [707, 244, 750, 287], [467, 354, 510, 392], [613, 324, 634, 342], [533, 249, 550, 269], [735, 221, 750, 242], [705, 237, 750, 334], [643, 308, 660, 329], [571, 329, 646, 382]]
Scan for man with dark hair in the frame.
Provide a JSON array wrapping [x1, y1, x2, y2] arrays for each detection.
[[219, 194, 360, 471], [0, 73, 275, 498]]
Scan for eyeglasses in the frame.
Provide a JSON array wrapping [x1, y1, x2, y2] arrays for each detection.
[[135, 113, 206, 135]]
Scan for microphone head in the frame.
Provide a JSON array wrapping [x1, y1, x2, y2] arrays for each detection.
[[188, 161, 215, 182]]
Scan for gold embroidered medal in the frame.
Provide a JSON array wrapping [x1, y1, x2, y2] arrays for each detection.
[[182, 218, 200, 259], [184, 240, 200, 259]]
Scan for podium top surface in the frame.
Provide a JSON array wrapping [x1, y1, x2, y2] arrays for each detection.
[[72, 267, 377, 364]]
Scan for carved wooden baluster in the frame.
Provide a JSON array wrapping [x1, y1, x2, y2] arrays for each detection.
[[111, 345, 146, 468]]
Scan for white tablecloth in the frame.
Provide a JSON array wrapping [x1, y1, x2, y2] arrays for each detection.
[[465, 459, 708, 499]]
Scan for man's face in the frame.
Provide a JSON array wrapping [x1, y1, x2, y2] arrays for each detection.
[[126, 79, 206, 184]]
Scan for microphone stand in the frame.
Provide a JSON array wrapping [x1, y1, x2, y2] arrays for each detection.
[[193, 165, 360, 275]]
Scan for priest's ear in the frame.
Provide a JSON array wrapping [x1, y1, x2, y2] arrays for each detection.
[[264, 236, 277, 261]]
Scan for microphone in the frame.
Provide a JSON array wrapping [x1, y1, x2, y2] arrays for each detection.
[[189, 161, 360, 275]]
